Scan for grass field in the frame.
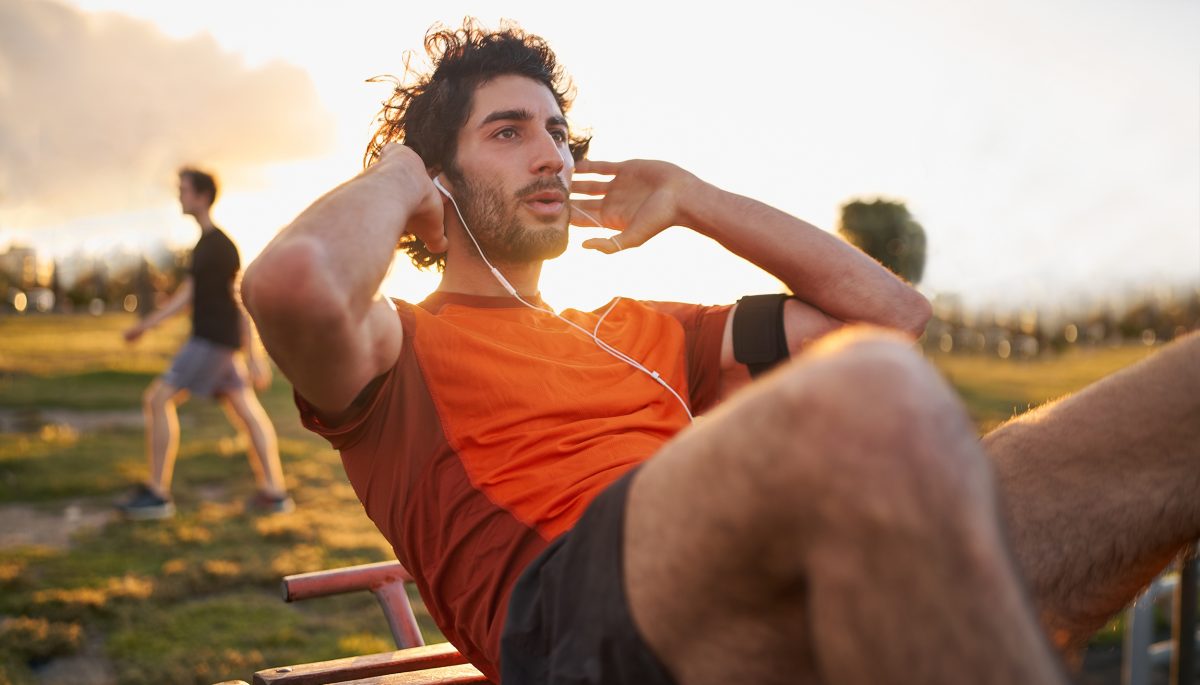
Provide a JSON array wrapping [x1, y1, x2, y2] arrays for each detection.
[[0, 313, 431, 684], [0, 313, 1167, 683]]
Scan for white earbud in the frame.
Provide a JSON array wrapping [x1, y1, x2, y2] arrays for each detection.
[[433, 175, 452, 199]]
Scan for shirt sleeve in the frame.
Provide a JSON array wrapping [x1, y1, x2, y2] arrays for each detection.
[[293, 367, 397, 451], [641, 301, 732, 415]]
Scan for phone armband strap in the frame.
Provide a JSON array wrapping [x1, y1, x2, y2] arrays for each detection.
[[732, 294, 792, 378]]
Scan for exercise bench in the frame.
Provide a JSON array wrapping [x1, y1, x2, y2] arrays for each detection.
[[216, 560, 488, 685]]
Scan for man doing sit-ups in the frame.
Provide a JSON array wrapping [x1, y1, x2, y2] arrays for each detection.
[[243, 19, 1200, 684]]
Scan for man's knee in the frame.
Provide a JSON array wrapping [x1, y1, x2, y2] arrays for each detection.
[[223, 388, 259, 421], [143, 380, 177, 410], [743, 327, 989, 538]]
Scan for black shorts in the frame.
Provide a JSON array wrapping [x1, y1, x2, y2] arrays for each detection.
[[500, 468, 676, 685]]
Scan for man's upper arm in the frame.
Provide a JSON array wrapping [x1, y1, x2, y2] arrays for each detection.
[[718, 297, 844, 395], [243, 254, 403, 419], [291, 295, 400, 417]]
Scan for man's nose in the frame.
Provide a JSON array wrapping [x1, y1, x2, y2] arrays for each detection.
[[530, 132, 566, 176]]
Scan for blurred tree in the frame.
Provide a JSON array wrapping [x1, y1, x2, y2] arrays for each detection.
[[837, 198, 926, 284], [133, 256, 166, 318], [49, 260, 63, 312]]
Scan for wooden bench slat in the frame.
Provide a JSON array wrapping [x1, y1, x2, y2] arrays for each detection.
[[251, 642, 467, 685], [331, 664, 487, 684]]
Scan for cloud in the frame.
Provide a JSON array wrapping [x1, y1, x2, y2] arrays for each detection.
[[0, 0, 335, 225]]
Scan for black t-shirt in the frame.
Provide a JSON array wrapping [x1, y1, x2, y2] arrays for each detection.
[[190, 227, 241, 349]]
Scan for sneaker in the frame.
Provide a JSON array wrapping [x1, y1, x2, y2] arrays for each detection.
[[246, 491, 295, 514], [118, 484, 175, 520]]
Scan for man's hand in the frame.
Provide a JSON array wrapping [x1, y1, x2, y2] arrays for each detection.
[[377, 143, 448, 254], [570, 159, 701, 254], [123, 323, 147, 344], [246, 351, 273, 391]]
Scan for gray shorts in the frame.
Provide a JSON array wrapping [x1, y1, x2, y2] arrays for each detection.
[[162, 337, 246, 398]]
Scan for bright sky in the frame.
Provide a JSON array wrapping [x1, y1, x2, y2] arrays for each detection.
[[3, 0, 1197, 311]]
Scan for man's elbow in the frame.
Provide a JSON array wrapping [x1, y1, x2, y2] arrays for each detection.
[[242, 239, 335, 325], [894, 291, 932, 338]]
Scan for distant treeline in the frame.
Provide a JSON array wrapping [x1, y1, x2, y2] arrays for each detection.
[[1, 246, 189, 317], [3, 242, 1196, 361], [921, 287, 1200, 359]]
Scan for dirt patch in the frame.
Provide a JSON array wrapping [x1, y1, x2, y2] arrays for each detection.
[[0, 500, 115, 550], [31, 631, 118, 685], [0, 408, 146, 434]]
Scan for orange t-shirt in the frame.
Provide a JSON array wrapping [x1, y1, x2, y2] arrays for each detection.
[[296, 291, 730, 680]]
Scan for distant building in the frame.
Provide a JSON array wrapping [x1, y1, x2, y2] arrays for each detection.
[[0, 245, 38, 289]]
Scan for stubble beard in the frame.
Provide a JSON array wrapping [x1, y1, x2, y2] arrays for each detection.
[[451, 172, 569, 265]]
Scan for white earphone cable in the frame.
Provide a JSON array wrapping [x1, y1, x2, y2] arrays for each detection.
[[434, 176, 693, 421]]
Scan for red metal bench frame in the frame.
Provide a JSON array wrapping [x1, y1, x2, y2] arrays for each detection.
[[218, 561, 489, 685]]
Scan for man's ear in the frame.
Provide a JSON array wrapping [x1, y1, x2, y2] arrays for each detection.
[[428, 167, 450, 192]]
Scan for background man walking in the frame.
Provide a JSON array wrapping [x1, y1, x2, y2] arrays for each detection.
[[120, 167, 292, 520]]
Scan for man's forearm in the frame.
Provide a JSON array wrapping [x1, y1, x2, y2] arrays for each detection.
[[682, 183, 930, 333], [140, 281, 192, 331]]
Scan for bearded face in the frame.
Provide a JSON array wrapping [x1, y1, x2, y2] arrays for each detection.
[[446, 169, 570, 265]]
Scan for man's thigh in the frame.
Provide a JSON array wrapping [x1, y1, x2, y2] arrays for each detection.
[[621, 328, 1036, 685]]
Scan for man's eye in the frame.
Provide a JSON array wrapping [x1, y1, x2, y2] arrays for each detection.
[[550, 130, 568, 143], [496, 129, 517, 140]]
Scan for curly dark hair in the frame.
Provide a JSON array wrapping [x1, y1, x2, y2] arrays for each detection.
[[364, 18, 591, 271]]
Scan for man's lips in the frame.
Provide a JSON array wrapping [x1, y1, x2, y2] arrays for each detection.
[[521, 190, 567, 216]]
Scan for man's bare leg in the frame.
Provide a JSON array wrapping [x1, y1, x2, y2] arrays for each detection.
[[220, 386, 286, 497], [624, 328, 1065, 684], [143, 378, 185, 496], [986, 332, 1200, 652]]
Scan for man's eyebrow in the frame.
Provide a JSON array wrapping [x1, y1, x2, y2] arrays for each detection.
[[479, 109, 532, 127], [478, 109, 569, 130]]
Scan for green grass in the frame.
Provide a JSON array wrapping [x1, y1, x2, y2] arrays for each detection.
[[0, 314, 1176, 681], [0, 313, 440, 684], [931, 344, 1159, 433]]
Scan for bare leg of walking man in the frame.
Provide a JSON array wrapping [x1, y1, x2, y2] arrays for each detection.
[[221, 385, 292, 512], [120, 378, 187, 520]]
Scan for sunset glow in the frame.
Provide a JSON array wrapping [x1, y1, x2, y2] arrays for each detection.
[[2, 0, 1197, 311]]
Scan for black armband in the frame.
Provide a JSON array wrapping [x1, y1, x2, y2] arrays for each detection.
[[732, 294, 792, 378]]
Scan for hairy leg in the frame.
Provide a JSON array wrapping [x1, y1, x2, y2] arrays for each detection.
[[986, 332, 1200, 652], [143, 379, 185, 495], [221, 386, 286, 496], [625, 328, 1065, 685]]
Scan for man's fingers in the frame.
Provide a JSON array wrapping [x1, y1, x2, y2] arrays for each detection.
[[406, 192, 449, 252], [581, 236, 624, 254], [422, 208, 449, 252], [570, 179, 610, 196], [418, 230, 449, 253], [581, 229, 645, 254], [574, 159, 619, 175], [591, 195, 672, 253], [408, 224, 448, 252], [570, 200, 606, 228]]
